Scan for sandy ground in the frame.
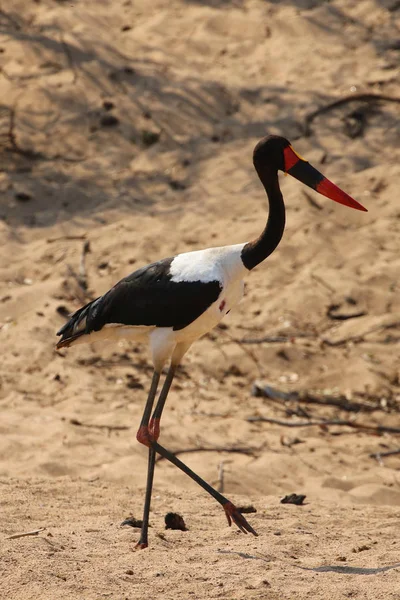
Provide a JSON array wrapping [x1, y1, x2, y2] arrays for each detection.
[[1, 0, 400, 598]]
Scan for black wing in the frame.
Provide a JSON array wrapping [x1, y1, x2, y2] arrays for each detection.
[[57, 257, 222, 346]]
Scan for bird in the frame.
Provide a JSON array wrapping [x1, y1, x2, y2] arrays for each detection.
[[56, 135, 367, 548]]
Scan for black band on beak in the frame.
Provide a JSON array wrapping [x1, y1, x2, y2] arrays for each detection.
[[286, 160, 324, 190]]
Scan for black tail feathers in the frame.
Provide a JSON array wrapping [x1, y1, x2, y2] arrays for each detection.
[[56, 297, 100, 349]]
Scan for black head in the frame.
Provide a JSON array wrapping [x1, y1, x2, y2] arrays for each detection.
[[252, 134, 367, 212], [253, 135, 291, 173]]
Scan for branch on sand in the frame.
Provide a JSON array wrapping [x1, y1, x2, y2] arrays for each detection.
[[3, 105, 44, 159], [65, 240, 95, 304], [156, 445, 258, 463], [370, 448, 400, 461], [252, 382, 383, 413], [1, 104, 85, 162], [70, 418, 129, 433], [303, 93, 400, 137], [247, 415, 400, 435], [7, 527, 46, 540]]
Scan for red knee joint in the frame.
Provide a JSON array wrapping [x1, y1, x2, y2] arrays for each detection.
[[149, 417, 161, 441], [136, 425, 153, 447]]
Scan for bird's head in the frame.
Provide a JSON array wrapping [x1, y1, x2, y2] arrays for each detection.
[[253, 135, 367, 212]]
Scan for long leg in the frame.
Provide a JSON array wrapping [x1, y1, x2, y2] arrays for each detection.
[[133, 370, 160, 549], [137, 372, 257, 539], [135, 365, 177, 549], [151, 439, 258, 536]]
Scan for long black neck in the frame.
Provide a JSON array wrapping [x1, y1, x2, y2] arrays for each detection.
[[241, 165, 286, 271]]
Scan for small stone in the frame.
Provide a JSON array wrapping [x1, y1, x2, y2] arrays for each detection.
[[237, 505, 257, 514], [15, 191, 32, 202], [164, 512, 187, 531], [125, 569, 134, 575], [352, 545, 371, 553], [280, 493, 306, 506], [141, 130, 160, 147], [100, 114, 119, 127], [169, 179, 186, 191], [120, 517, 143, 529], [126, 375, 144, 390]]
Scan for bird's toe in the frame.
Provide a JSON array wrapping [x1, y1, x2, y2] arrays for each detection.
[[223, 501, 258, 537]]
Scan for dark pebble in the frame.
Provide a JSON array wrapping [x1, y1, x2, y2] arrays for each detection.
[[280, 493, 306, 506], [15, 192, 32, 202], [141, 130, 160, 147], [237, 505, 257, 514], [103, 101, 115, 111], [100, 115, 119, 127], [56, 305, 71, 319], [120, 517, 143, 529], [164, 512, 187, 531]]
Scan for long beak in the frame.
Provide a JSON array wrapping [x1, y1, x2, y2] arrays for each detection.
[[283, 145, 367, 212]]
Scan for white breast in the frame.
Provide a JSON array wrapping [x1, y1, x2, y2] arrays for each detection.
[[169, 243, 247, 284], [171, 243, 247, 343]]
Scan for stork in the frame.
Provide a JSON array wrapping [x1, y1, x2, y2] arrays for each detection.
[[56, 135, 367, 548]]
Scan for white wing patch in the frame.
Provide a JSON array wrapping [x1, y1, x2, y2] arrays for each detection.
[[169, 244, 246, 284]]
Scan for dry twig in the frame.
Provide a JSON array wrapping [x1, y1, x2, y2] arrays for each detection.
[[78, 240, 91, 292], [47, 235, 87, 243], [327, 304, 367, 321], [70, 418, 129, 432], [247, 415, 400, 435], [311, 273, 336, 293], [304, 93, 400, 137], [65, 240, 94, 303], [7, 527, 46, 540], [322, 319, 400, 347], [239, 333, 314, 344], [4, 105, 43, 159], [370, 448, 400, 460], [217, 461, 225, 493], [1, 103, 85, 162], [156, 445, 257, 462], [252, 382, 378, 413]]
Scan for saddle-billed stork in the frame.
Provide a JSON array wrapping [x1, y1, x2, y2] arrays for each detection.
[[57, 135, 367, 548]]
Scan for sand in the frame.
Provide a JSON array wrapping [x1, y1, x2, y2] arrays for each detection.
[[1, 0, 400, 598]]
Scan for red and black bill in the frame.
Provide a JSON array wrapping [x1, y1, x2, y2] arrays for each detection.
[[283, 145, 367, 212]]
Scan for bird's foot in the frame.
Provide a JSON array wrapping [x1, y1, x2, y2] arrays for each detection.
[[223, 501, 258, 536], [149, 417, 160, 442], [134, 540, 149, 550]]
